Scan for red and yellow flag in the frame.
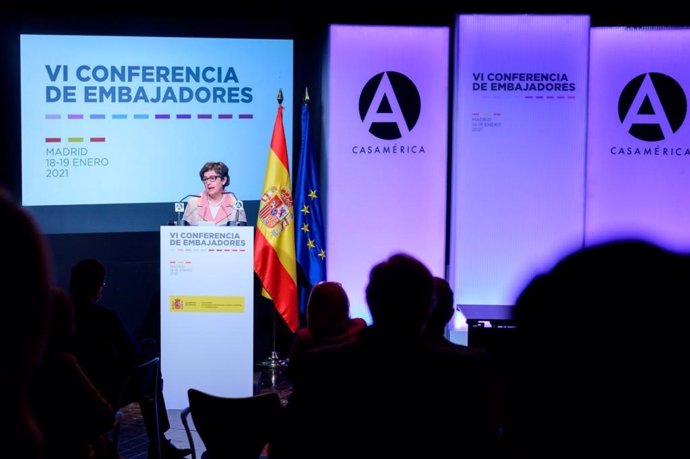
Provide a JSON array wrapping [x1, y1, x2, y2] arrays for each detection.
[[254, 103, 298, 332]]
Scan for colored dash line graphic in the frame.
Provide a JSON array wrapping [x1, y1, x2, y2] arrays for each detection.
[[45, 114, 61, 120], [238, 114, 253, 119], [45, 137, 106, 143], [218, 114, 233, 119], [67, 114, 84, 119]]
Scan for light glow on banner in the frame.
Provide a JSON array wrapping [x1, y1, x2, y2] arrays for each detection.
[[450, 15, 590, 329], [586, 28, 690, 252], [327, 25, 449, 323]]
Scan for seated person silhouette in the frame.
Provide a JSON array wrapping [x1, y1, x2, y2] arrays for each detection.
[[286, 281, 366, 379], [31, 286, 117, 459], [357, 254, 501, 458], [69, 258, 191, 459], [278, 253, 501, 459], [424, 276, 509, 451], [0, 188, 53, 459], [509, 239, 690, 457], [423, 276, 458, 346]]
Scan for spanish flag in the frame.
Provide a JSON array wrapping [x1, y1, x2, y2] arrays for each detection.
[[254, 99, 298, 332]]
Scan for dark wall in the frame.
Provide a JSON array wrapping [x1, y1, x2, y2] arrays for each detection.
[[49, 231, 160, 335]]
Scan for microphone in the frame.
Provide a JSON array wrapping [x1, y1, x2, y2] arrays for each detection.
[[223, 191, 245, 226], [172, 194, 199, 226]]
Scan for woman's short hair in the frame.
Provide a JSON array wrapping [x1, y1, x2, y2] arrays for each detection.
[[199, 161, 230, 189]]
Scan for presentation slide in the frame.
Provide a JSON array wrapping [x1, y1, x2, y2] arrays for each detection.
[[20, 34, 293, 233]]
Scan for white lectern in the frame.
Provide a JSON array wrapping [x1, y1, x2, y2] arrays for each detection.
[[160, 226, 254, 409]]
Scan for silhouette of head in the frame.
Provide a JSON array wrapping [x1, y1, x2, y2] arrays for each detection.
[[515, 239, 689, 344], [69, 258, 106, 303], [306, 281, 351, 338], [512, 239, 690, 455], [425, 276, 455, 339], [365, 253, 434, 337]]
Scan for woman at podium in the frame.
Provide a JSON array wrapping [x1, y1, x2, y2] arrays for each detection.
[[182, 161, 247, 226]]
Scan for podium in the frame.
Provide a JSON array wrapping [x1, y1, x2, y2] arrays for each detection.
[[159, 226, 254, 409]]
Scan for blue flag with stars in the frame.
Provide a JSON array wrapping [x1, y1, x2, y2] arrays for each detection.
[[295, 94, 326, 316]]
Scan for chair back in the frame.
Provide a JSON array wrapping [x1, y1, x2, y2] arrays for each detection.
[[187, 388, 283, 459]]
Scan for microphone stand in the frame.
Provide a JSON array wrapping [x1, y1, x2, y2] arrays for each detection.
[[173, 194, 200, 225], [259, 309, 287, 369]]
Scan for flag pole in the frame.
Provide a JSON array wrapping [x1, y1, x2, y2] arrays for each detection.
[[258, 88, 288, 371]]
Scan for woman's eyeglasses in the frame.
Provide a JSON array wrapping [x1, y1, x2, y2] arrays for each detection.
[[201, 175, 222, 183]]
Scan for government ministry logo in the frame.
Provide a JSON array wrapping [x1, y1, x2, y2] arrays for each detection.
[[359, 71, 421, 140], [618, 72, 687, 142]]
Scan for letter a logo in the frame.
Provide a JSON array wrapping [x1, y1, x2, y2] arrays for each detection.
[[618, 72, 686, 142], [359, 71, 421, 140]]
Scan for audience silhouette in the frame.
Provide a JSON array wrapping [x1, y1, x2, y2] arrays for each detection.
[[31, 286, 118, 459], [14, 176, 684, 459], [0, 189, 59, 458], [69, 258, 191, 459], [361, 256, 501, 458], [423, 276, 457, 345], [425, 276, 507, 439], [1, 189, 53, 459], [275, 253, 501, 459], [509, 239, 690, 457], [286, 280, 366, 381]]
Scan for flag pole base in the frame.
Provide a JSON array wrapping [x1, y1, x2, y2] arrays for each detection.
[[258, 351, 287, 369]]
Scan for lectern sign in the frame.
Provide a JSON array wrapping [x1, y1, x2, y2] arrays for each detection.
[[160, 225, 254, 409], [169, 295, 245, 313]]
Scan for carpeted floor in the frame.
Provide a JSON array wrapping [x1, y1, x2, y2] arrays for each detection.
[[115, 403, 149, 459], [115, 403, 201, 459]]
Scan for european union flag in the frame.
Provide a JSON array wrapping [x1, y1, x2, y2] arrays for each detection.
[[294, 90, 326, 316]]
